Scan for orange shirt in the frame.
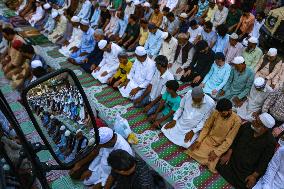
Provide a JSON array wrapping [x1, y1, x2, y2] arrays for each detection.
[[239, 13, 255, 34]]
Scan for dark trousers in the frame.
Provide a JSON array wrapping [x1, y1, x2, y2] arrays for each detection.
[[180, 71, 202, 87], [236, 29, 249, 42]]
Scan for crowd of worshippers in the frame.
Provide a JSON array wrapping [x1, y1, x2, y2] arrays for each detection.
[[1, 0, 284, 188]]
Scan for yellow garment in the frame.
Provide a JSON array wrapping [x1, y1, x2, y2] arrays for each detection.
[[128, 133, 138, 144], [139, 27, 149, 46], [186, 111, 241, 173], [205, 5, 217, 21], [113, 61, 133, 82], [149, 12, 163, 27]]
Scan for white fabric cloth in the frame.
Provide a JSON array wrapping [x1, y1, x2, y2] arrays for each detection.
[[119, 57, 156, 100], [159, 37, 178, 64], [236, 85, 272, 121], [187, 26, 202, 43], [250, 20, 265, 39], [162, 92, 215, 148], [84, 134, 134, 186], [149, 69, 174, 101], [211, 7, 228, 27], [29, 6, 45, 27], [253, 146, 284, 189], [166, 0, 179, 11], [92, 43, 123, 83], [59, 27, 83, 56], [124, 4, 135, 19]]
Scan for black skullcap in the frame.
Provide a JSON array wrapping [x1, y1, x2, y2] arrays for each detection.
[[195, 40, 208, 51], [216, 98, 232, 112], [215, 52, 225, 61]]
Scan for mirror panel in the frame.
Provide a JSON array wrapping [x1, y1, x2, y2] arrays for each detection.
[[25, 72, 96, 164]]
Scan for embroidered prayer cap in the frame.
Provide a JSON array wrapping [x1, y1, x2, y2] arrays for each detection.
[[43, 3, 51, 9], [248, 36, 258, 44], [254, 77, 266, 88], [231, 56, 245, 65], [267, 48, 277, 57], [65, 130, 71, 137], [259, 113, 275, 128], [71, 16, 80, 23], [161, 32, 169, 39], [80, 19, 89, 26], [76, 129, 82, 134], [99, 127, 114, 144], [179, 12, 188, 18], [31, 60, 43, 69], [50, 115, 55, 119], [60, 125, 66, 131], [191, 86, 204, 98], [135, 46, 147, 56], [229, 33, 238, 40], [51, 11, 59, 18], [98, 40, 108, 49], [143, 2, 150, 7]]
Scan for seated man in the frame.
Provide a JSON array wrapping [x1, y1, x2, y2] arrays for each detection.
[[253, 135, 284, 189], [91, 40, 123, 84], [216, 113, 276, 189], [59, 16, 83, 57], [134, 55, 174, 107], [211, 2, 228, 28], [144, 22, 163, 58], [223, 33, 244, 64], [70, 127, 133, 188], [181, 40, 215, 87], [254, 48, 283, 89], [41, 9, 56, 35], [119, 46, 156, 100], [20, 44, 48, 70], [161, 86, 215, 148], [105, 149, 155, 189], [187, 98, 241, 172], [187, 19, 202, 44], [170, 33, 195, 80], [47, 11, 67, 43], [68, 20, 95, 65], [217, 56, 254, 106], [242, 36, 263, 69], [159, 32, 178, 66], [237, 77, 272, 121], [200, 52, 231, 98], [147, 80, 181, 129], [107, 52, 133, 88]]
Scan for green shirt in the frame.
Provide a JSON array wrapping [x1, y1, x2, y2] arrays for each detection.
[[226, 9, 242, 28], [162, 92, 181, 116], [242, 47, 263, 69]]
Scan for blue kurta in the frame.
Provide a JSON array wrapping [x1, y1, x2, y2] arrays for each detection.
[[212, 34, 229, 53], [144, 29, 163, 57], [77, 0, 92, 20], [90, 8, 101, 27]]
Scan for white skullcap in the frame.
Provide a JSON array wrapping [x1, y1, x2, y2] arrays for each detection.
[[60, 125, 66, 131], [232, 56, 245, 65], [65, 130, 71, 137], [50, 115, 55, 119], [248, 36, 258, 44], [88, 137, 95, 146], [259, 113, 275, 128], [143, 2, 150, 7], [254, 77, 265, 88], [267, 48, 277, 56], [242, 38, 248, 47], [71, 16, 80, 23], [229, 33, 238, 40], [126, 0, 132, 3], [51, 11, 59, 18], [76, 129, 82, 134], [31, 60, 43, 69], [43, 3, 51, 9], [80, 19, 89, 26], [133, 0, 141, 5], [99, 127, 114, 144], [180, 12, 188, 18], [135, 46, 147, 56], [162, 32, 169, 39], [98, 40, 108, 49]]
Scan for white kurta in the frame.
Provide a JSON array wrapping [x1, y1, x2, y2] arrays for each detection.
[[236, 85, 272, 121], [166, 0, 179, 11], [84, 134, 134, 186], [48, 16, 68, 43], [162, 92, 215, 148], [59, 27, 83, 57], [119, 57, 156, 100], [29, 6, 45, 27], [253, 146, 284, 189], [159, 37, 178, 64], [92, 43, 123, 83]]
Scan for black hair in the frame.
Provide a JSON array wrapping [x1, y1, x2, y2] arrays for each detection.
[[140, 18, 148, 24], [215, 52, 225, 61], [216, 24, 228, 37], [2, 27, 16, 35], [204, 21, 213, 29], [257, 11, 265, 19], [154, 55, 168, 68], [242, 6, 251, 13], [230, 4, 237, 9], [166, 80, 179, 92], [107, 149, 136, 171], [216, 98, 232, 112], [32, 67, 47, 78], [21, 44, 35, 54], [189, 20, 197, 27], [162, 6, 170, 13], [129, 14, 138, 22], [153, 4, 160, 10], [166, 12, 175, 18], [195, 40, 208, 51]]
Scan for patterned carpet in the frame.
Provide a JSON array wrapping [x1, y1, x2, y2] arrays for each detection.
[[0, 3, 233, 189]]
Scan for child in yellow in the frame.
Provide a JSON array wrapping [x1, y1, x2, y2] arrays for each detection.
[[107, 52, 132, 88]]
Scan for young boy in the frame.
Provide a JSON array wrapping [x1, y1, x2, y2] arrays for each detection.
[[145, 80, 181, 128], [107, 52, 132, 88]]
